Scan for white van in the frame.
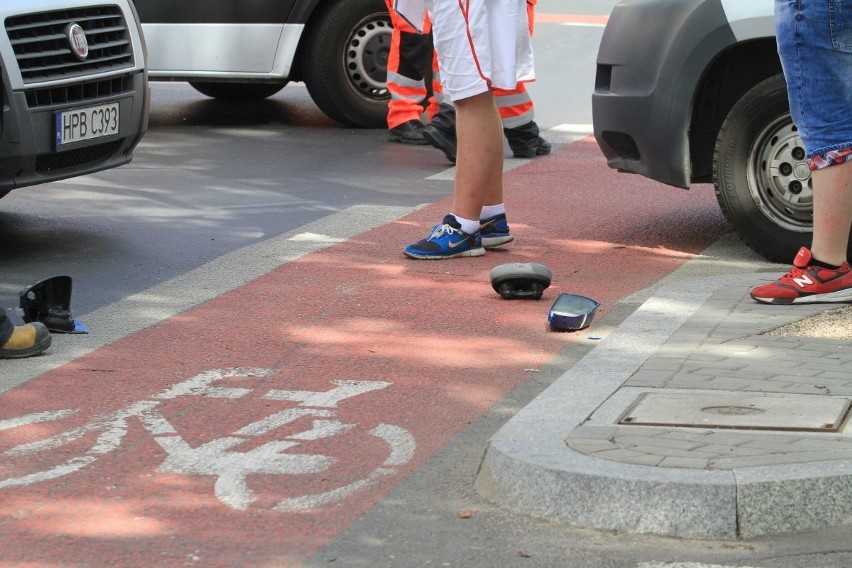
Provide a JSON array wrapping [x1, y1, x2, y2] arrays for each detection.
[[592, 1, 833, 262], [135, 0, 391, 128]]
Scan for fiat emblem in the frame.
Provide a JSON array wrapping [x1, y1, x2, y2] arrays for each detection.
[[66, 23, 89, 60]]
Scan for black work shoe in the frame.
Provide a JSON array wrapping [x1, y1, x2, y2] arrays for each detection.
[[504, 121, 551, 158], [509, 136, 550, 158], [422, 124, 457, 163], [0, 322, 51, 359], [389, 120, 429, 145], [510, 135, 551, 158]]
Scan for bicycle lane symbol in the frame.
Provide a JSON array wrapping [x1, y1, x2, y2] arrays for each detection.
[[0, 368, 416, 512]]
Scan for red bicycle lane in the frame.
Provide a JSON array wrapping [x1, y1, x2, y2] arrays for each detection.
[[0, 138, 730, 567]]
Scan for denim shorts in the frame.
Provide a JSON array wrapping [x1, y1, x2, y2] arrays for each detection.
[[775, 0, 852, 169]]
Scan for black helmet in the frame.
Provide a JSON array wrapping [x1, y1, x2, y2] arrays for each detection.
[[490, 262, 552, 300]]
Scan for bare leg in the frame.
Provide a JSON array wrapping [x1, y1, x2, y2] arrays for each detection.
[[810, 160, 852, 266], [450, 90, 503, 220]]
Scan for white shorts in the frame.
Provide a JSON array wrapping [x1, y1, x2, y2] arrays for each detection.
[[425, 0, 535, 101]]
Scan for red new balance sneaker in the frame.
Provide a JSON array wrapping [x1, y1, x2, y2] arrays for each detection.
[[750, 247, 852, 304]]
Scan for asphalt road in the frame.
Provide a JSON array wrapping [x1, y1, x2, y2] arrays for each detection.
[[4, 1, 852, 566], [0, 0, 607, 317]]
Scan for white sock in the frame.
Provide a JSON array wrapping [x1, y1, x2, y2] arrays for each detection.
[[480, 203, 506, 220], [451, 214, 480, 235]]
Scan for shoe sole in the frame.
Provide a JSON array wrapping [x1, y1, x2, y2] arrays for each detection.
[[481, 235, 514, 248], [512, 146, 552, 158], [512, 137, 552, 158], [751, 289, 852, 304], [403, 247, 485, 260]]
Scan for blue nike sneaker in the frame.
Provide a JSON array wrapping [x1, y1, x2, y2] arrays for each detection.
[[479, 213, 514, 248], [404, 215, 485, 260]]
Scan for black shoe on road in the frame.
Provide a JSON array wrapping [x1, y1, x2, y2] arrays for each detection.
[[389, 120, 429, 145], [504, 121, 551, 158], [509, 135, 551, 158]]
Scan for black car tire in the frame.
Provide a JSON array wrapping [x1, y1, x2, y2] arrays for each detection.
[[301, 0, 391, 128], [713, 74, 819, 263], [188, 81, 287, 101]]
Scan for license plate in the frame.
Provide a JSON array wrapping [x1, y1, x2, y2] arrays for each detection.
[[55, 102, 120, 146]]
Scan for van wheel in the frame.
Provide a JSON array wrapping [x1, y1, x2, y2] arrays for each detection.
[[713, 74, 817, 263], [189, 82, 287, 101], [301, 0, 391, 128]]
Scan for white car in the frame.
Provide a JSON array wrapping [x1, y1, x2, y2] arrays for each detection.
[[0, 0, 149, 198], [592, 1, 829, 262], [135, 0, 392, 128]]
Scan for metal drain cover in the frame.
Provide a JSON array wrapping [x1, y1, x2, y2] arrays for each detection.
[[618, 392, 852, 431]]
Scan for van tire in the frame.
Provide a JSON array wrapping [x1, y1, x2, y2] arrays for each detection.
[[713, 75, 820, 263], [301, 0, 391, 128]]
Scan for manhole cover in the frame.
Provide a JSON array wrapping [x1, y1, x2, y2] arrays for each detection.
[[618, 392, 852, 431]]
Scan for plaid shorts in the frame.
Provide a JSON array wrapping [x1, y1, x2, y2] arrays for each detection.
[[808, 147, 852, 171]]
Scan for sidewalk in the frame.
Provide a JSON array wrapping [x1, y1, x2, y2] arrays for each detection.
[[476, 273, 852, 540]]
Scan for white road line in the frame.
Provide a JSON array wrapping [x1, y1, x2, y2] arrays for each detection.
[[0, 409, 76, 431], [548, 123, 594, 143], [0, 205, 415, 393], [561, 22, 606, 27], [1, 131, 593, 387]]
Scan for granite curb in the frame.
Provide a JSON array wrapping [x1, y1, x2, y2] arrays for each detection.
[[475, 273, 852, 540]]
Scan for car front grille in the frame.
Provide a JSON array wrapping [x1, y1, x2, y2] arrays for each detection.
[[36, 140, 122, 173], [6, 5, 134, 85], [26, 74, 136, 108]]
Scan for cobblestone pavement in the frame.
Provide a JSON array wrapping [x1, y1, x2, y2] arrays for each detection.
[[570, 281, 852, 470]]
